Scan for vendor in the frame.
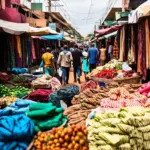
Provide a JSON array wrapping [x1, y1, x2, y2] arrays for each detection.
[[100, 45, 106, 66], [42, 47, 56, 76]]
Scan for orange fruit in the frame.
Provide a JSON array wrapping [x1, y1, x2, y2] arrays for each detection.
[[74, 136, 80, 142]]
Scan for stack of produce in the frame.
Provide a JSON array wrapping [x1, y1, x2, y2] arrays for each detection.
[[87, 107, 150, 150], [9, 86, 31, 98], [95, 69, 117, 79], [0, 84, 31, 98], [0, 84, 11, 97], [100, 87, 147, 109], [26, 103, 67, 132], [10, 75, 36, 84], [0, 96, 17, 108], [137, 82, 150, 97], [81, 80, 97, 92], [27, 89, 52, 102], [33, 125, 88, 150]]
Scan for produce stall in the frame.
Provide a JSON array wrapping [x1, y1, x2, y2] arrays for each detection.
[[88, 59, 141, 84], [87, 107, 150, 150]]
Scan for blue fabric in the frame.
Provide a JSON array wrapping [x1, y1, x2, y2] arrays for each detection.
[[40, 60, 44, 67], [0, 99, 35, 117], [41, 33, 64, 40], [12, 68, 28, 74], [88, 48, 98, 64], [61, 67, 69, 83], [0, 114, 34, 150], [82, 58, 89, 73]]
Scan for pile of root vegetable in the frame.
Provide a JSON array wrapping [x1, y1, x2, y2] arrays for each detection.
[[64, 82, 143, 126]]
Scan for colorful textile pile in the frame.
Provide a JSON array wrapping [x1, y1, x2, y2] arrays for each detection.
[[26, 102, 67, 132], [0, 115, 34, 150], [27, 89, 52, 102], [0, 99, 35, 116], [49, 85, 80, 107]]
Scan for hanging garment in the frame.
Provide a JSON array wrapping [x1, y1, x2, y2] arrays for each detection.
[[128, 25, 136, 64], [16, 35, 22, 58], [119, 26, 125, 61], [138, 19, 147, 80], [31, 38, 36, 60], [113, 39, 119, 59], [145, 19, 150, 69]]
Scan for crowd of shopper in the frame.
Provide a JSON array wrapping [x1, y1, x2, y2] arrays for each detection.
[[41, 43, 109, 85]]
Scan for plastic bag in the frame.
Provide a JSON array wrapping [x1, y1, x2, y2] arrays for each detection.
[[57, 68, 63, 77]]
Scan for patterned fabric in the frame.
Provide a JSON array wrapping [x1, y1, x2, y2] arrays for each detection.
[[113, 39, 119, 59]]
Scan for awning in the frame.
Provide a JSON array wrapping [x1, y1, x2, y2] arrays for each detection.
[[129, 0, 150, 23], [95, 25, 121, 36], [28, 27, 59, 36], [98, 31, 118, 40], [64, 36, 73, 41], [41, 33, 64, 40], [0, 19, 29, 35], [103, 31, 117, 39]]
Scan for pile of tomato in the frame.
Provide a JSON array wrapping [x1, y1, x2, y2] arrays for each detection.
[[33, 125, 88, 150], [95, 69, 117, 79]]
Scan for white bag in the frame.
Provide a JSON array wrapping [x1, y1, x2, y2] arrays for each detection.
[[57, 68, 63, 77]]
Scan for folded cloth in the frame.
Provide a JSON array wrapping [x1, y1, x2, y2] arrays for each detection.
[[0, 114, 34, 150], [0, 99, 35, 116], [27, 89, 52, 102]]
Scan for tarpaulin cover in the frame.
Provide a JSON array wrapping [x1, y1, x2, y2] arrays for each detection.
[[95, 25, 121, 35], [128, 0, 150, 23], [42, 33, 64, 40]]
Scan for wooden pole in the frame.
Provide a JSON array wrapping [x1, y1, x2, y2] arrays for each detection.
[[122, 0, 125, 12], [48, 0, 51, 12]]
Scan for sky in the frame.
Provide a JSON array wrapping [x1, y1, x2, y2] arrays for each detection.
[[52, 0, 122, 36]]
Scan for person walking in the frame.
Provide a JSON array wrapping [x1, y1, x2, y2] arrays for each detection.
[[52, 46, 59, 72], [71, 45, 82, 83], [57, 45, 73, 86], [41, 47, 56, 76], [88, 44, 98, 72], [82, 47, 89, 80]]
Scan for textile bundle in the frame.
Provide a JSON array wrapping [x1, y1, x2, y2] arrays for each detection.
[[49, 85, 80, 107], [0, 115, 34, 150], [27, 89, 52, 102], [26, 102, 67, 132], [0, 99, 35, 117]]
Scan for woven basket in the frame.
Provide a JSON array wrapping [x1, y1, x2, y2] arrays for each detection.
[[113, 76, 141, 84], [27, 120, 67, 150]]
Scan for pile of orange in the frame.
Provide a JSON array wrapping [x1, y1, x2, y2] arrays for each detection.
[[33, 125, 89, 150]]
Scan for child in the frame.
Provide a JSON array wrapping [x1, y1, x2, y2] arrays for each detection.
[[82, 50, 89, 80]]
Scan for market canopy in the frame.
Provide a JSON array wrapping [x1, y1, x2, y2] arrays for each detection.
[[129, 0, 150, 23], [28, 27, 59, 36], [41, 33, 64, 40], [98, 31, 118, 40], [0, 19, 28, 35], [64, 36, 74, 41], [95, 25, 121, 36]]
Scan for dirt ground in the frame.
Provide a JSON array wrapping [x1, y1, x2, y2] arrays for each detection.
[[69, 71, 85, 84]]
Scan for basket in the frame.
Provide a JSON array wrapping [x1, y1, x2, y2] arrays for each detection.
[[113, 76, 141, 84], [27, 120, 67, 150]]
